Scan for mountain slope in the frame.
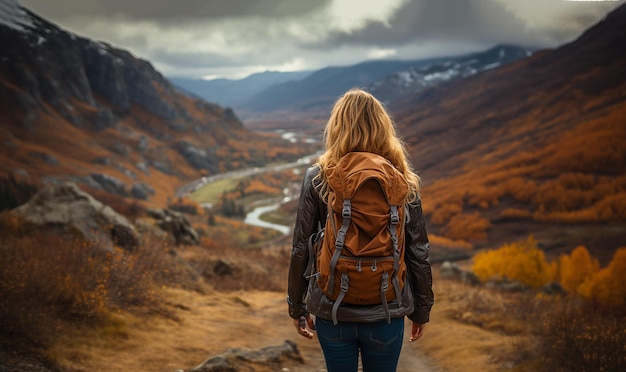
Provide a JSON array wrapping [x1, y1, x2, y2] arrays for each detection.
[[236, 46, 531, 115], [394, 4, 626, 258], [368, 45, 531, 104], [238, 57, 450, 113], [171, 70, 312, 108], [0, 0, 312, 206]]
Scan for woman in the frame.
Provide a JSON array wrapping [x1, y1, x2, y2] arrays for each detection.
[[287, 88, 434, 372]]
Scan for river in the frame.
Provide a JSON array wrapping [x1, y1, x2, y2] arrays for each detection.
[[244, 203, 291, 235], [176, 150, 322, 234]]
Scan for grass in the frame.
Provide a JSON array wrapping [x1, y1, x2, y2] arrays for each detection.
[[189, 176, 243, 204]]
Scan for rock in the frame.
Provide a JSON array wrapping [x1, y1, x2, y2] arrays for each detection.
[[12, 183, 139, 252], [137, 135, 149, 151], [131, 183, 155, 200], [440, 261, 462, 278], [187, 340, 303, 372], [29, 151, 58, 165], [151, 160, 173, 175], [92, 108, 119, 131], [92, 157, 111, 165], [147, 208, 199, 245], [440, 261, 480, 285], [91, 173, 127, 196], [135, 161, 150, 175], [177, 141, 218, 173]]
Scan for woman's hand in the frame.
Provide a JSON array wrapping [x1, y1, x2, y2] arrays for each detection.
[[294, 314, 315, 339], [409, 322, 426, 342]]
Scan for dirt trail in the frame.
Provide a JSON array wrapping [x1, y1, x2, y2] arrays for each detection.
[[51, 288, 438, 371]]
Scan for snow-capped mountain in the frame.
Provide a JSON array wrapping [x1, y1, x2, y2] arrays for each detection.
[[368, 45, 533, 104]]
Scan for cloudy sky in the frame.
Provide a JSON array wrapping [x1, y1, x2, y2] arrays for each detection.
[[19, 0, 625, 79]]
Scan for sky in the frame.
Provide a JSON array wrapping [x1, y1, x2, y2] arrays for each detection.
[[17, 0, 625, 79]]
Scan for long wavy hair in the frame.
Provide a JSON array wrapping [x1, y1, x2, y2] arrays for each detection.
[[314, 88, 420, 203]]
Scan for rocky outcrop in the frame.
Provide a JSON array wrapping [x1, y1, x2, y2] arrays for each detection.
[[179, 340, 303, 372], [147, 208, 199, 245], [131, 182, 155, 200], [12, 183, 139, 252], [91, 173, 127, 196], [177, 141, 219, 174]]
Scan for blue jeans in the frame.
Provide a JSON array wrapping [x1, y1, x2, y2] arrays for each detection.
[[315, 317, 404, 372]]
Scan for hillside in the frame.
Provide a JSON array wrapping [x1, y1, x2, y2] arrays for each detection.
[[368, 44, 532, 105], [0, 0, 313, 207], [394, 4, 626, 260]]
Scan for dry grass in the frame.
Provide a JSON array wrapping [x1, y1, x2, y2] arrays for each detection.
[[0, 213, 189, 353], [418, 269, 625, 372], [416, 274, 525, 372]]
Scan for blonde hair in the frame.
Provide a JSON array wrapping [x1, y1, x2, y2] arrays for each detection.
[[315, 88, 420, 203]]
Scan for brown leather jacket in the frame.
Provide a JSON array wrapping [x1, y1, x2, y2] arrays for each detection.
[[287, 166, 434, 324]]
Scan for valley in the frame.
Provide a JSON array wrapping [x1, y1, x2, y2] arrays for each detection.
[[1, 1, 625, 371]]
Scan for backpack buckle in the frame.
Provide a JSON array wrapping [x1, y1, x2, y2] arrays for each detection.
[[390, 206, 399, 224], [342, 199, 351, 218], [340, 273, 349, 292], [335, 230, 346, 249]]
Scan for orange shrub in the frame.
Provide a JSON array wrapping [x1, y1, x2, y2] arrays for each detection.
[[586, 247, 626, 308], [558, 245, 599, 296], [467, 186, 503, 209], [472, 236, 551, 288], [500, 208, 531, 220], [429, 202, 462, 225], [442, 212, 491, 241]]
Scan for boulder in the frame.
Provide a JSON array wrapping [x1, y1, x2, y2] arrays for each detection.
[[12, 183, 139, 252], [183, 340, 303, 372], [147, 208, 199, 245], [131, 183, 155, 200], [440, 261, 480, 285], [91, 173, 127, 196]]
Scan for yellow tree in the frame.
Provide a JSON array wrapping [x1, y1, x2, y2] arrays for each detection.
[[559, 245, 599, 296], [587, 247, 626, 308], [472, 236, 551, 288]]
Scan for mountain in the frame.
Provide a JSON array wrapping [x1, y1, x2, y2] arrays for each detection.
[[238, 57, 451, 113], [171, 70, 312, 108], [368, 45, 532, 104], [0, 0, 312, 206], [236, 46, 532, 115], [393, 4, 626, 259]]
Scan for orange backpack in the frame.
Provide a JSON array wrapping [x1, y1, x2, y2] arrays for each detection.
[[311, 152, 409, 324]]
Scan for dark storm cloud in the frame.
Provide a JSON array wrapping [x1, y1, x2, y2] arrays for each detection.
[[310, 0, 541, 49], [21, 0, 331, 22], [17, 0, 626, 78]]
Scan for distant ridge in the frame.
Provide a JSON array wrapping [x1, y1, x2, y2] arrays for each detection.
[[233, 45, 532, 114], [171, 70, 312, 108]]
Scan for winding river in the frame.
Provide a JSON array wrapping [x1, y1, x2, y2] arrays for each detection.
[[177, 150, 322, 235], [244, 203, 291, 235]]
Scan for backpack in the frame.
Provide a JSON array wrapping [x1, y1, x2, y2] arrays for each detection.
[[309, 151, 409, 324]]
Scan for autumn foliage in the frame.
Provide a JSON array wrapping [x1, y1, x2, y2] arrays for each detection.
[[470, 238, 626, 371], [418, 103, 626, 245], [0, 213, 184, 349], [472, 236, 551, 288], [472, 237, 626, 309]]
